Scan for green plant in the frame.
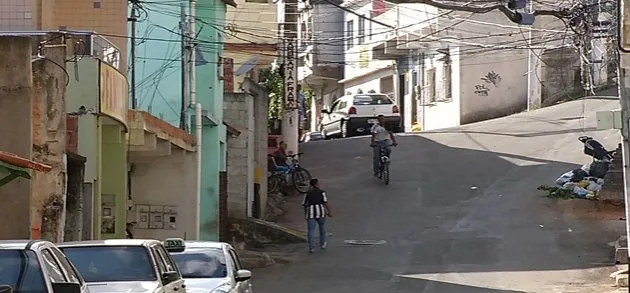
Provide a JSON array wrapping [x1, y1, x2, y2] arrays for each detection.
[[259, 67, 284, 121]]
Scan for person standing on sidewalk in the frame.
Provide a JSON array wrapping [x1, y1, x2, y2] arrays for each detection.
[[302, 178, 332, 253]]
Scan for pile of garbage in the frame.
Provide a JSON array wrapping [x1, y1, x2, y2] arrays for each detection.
[[542, 136, 615, 200]]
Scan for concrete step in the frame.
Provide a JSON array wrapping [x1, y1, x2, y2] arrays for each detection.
[[615, 235, 628, 264]]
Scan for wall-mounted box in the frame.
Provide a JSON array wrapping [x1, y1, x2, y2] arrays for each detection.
[[596, 109, 623, 130]]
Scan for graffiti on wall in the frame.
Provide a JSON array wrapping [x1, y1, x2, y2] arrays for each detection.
[[474, 71, 502, 96]]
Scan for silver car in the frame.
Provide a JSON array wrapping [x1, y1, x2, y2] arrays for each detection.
[[58, 239, 186, 293], [164, 240, 252, 293], [0, 240, 90, 293]]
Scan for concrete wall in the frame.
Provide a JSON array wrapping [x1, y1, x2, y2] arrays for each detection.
[[0, 36, 33, 239], [65, 57, 100, 240], [311, 4, 345, 66], [197, 1, 228, 241], [31, 36, 69, 242], [540, 47, 581, 106], [129, 152, 197, 240], [459, 51, 528, 124], [419, 47, 462, 131], [100, 123, 127, 239], [224, 92, 268, 219]]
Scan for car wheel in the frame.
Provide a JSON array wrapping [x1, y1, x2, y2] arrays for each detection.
[[319, 124, 328, 140]]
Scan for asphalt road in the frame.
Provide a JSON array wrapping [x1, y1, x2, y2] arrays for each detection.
[[254, 98, 625, 293]]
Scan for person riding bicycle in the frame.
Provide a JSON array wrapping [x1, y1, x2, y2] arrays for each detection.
[[370, 115, 397, 178], [272, 141, 291, 172]]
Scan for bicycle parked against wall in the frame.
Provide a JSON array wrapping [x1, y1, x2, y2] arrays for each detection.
[[268, 152, 312, 193]]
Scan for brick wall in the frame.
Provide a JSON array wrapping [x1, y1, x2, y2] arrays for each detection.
[[224, 93, 249, 218], [219, 171, 228, 241], [66, 115, 79, 153]]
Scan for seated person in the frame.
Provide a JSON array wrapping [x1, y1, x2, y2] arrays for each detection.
[[272, 141, 291, 172]]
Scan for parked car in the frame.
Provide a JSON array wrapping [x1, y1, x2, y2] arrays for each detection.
[[58, 240, 186, 293], [163, 238, 252, 293], [300, 132, 325, 143], [0, 240, 89, 293], [319, 93, 401, 139]]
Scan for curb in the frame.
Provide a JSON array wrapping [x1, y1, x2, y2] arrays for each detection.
[[232, 218, 307, 243]]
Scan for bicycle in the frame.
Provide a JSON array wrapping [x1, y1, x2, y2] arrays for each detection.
[[268, 152, 313, 193], [371, 143, 395, 185]]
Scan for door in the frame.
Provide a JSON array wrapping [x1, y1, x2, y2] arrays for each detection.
[[154, 245, 186, 293], [331, 100, 349, 133], [228, 249, 251, 293], [40, 248, 77, 292]]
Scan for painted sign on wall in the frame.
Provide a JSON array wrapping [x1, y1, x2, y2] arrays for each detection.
[[284, 39, 298, 110], [474, 71, 502, 96], [99, 61, 128, 128]]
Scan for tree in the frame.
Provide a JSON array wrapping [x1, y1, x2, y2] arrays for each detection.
[[259, 67, 284, 122]]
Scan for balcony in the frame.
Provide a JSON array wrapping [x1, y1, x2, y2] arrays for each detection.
[[372, 24, 440, 60], [0, 30, 121, 70]]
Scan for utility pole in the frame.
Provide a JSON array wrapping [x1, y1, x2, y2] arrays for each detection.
[[282, 0, 300, 156], [128, 0, 139, 109], [180, 2, 188, 131]]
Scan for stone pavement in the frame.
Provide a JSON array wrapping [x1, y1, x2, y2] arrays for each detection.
[[252, 98, 627, 293]]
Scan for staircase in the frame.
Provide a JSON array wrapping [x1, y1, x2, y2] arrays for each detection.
[[599, 143, 624, 205]]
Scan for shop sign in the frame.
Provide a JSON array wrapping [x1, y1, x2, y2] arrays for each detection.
[[99, 62, 128, 128]]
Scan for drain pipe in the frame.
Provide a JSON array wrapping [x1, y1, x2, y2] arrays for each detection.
[[194, 102, 202, 239], [246, 94, 255, 218]]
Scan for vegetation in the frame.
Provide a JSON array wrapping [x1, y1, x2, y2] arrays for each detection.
[[259, 67, 284, 121]]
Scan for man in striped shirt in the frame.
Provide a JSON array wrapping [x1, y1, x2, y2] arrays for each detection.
[[302, 178, 332, 253]]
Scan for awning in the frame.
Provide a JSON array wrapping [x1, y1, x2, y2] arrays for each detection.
[[224, 121, 241, 136], [223, 0, 237, 7], [0, 151, 52, 187]]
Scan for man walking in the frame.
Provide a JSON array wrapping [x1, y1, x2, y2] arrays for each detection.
[[302, 178, 332, 253]]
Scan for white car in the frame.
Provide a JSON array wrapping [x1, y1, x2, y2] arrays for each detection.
[[58, 239, 186, 293], [0, 240, 90, 293], [319, 93, 401, 138], [164, 239, 252, 293]]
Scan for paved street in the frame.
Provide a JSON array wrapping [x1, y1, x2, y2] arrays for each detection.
[[254, 98, 625, 293]]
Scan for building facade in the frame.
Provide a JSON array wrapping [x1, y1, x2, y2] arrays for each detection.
[[297, 0, 345, 131], [0, 0, 127, 72], [338, 0, 600, 132], [224, 0, 278, 91]]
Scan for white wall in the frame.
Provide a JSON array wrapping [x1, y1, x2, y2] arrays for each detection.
[[343, 67, 394, 96], [129, 152, 197, 240], [421, 47, 461, 131], [459, 50, 528, 124]]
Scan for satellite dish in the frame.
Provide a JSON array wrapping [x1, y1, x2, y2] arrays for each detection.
[[235, 55, 260, 76]]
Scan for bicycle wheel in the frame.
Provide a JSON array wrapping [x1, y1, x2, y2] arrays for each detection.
[[268, 174, 282, 194], [382, 161, 390, 185], [292, 167, 312, 193]]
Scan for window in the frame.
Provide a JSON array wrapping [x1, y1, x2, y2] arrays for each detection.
[[358, 16, 365, 44], [346, 20, 354, 49], [156, 245, 177, 272], [171, 249, 227, 279], [443, 62, 452, 101], [425, 68, 436, 103], [41, 249, 66, 283], [245, 0, 268, 3], [50, 248, 82, 284], [353, 95, 393, 105], [0, 250, 47, 292], [150, 247, 168, 273], [61, 246, 157, 282], [228, 250, 242, 273]]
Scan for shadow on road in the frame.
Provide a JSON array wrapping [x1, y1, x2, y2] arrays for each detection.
[[255, 132, 621, 292]]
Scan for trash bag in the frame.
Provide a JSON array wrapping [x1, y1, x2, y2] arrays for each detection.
[[572, 186, 596, 199], [579, 136, 613, 161], [570, 169, 589, 182], [584, 176, 605, 186], [586, 181, 603, 192], [581, 162, 592, 173], [555, 171, 575, 186], [589, 160, 610, 178]]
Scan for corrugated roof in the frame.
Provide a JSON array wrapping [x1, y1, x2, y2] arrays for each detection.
[[0, 151, 52, 172]]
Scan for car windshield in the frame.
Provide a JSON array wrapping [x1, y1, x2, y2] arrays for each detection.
[[0, 250, 46, 293], [171, 249, 227, 279], [61, 246, 156, 282], [353, 94, 393, 105]]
